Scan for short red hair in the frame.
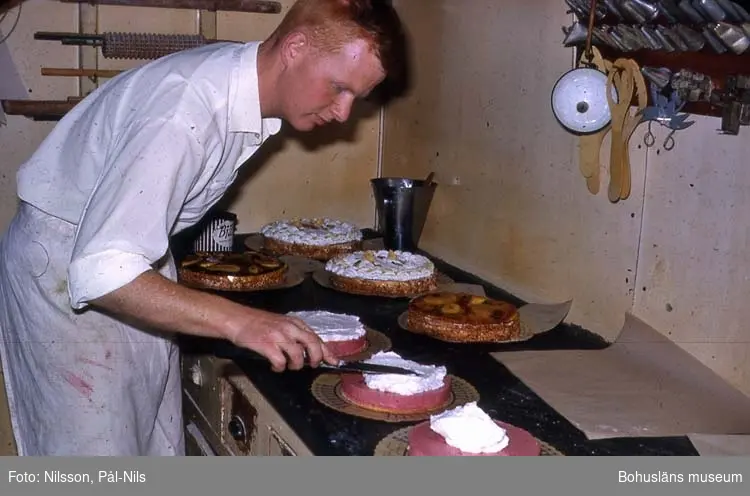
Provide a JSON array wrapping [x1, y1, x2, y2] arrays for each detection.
[[269, 0, 406, 86]]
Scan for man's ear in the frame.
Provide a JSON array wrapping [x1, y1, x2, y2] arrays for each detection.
[[280, 31, 309, 70]]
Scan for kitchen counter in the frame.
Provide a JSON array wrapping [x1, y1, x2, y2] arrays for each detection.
[[177, 233, 699, 456]]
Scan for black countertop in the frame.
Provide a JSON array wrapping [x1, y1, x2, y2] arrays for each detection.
[[177, 233, 699, 456]]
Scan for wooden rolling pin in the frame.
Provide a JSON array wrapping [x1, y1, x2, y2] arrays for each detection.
[[42, 67, 123, 78], [2, 97, 83, 120]]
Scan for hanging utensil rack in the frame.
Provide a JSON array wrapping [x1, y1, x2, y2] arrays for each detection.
[[561, 0, 750, 130]]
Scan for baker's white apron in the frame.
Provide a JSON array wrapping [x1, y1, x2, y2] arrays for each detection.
[[0, 202, 184, 455]]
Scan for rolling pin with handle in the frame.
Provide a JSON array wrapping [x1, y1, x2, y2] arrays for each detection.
[[34, 31, 232, 60]]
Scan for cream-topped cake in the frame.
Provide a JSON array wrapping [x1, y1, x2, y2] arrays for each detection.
[[339, 351, 452, 414], [325, 250, 438, 297], [260, 218, 363, 261], [407, 402, 541, 456], [287, 310, 368, 357]]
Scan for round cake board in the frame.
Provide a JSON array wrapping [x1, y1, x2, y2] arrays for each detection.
[[396, 311, 535, 344], [341, 328, 392, 362], [312, 269, 455, 299], [373, 425, 564, 456], [244, 233, 264, 251], [310, 373, 479, 423], [180, 267, 306, 293]]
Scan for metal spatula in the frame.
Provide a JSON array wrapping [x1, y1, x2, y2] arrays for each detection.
[[212, 340, 423, 375]]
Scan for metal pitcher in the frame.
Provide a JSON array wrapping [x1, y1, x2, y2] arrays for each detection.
[[370, 177, 437, 252]]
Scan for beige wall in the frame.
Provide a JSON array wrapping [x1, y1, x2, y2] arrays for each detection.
[[0, 0, 380, 234], [385, 0, 749, 396]]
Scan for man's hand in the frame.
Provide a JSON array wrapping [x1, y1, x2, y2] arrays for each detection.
[[226, 309, 338, 372], [91, 270, 338, 372]]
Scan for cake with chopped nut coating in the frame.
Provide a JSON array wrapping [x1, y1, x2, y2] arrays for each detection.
[[178, 250, 288, 291], [324, 250, 437, 297], [260, 217, 362, 261], [406, 292, 521, 342]]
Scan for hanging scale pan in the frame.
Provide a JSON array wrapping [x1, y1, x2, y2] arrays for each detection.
[[551, 66, 614, 135]]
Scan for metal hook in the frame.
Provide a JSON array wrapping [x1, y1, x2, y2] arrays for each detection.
[[644, 121, 656, 147], [663, 129, 676, 151]]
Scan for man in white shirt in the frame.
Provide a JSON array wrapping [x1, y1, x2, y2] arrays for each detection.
[[0, 0, 404, 455]]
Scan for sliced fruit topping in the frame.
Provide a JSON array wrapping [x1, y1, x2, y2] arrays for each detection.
[[181, 257, 202, 267], [469, 304, 496, 320], [441, 303, 463, 315], [257, 259, 282, 269], [208, 264, 241, 273], [363, 251, 376, 263], [468, 295, 487, 305], [199, 261, 217, 268], [422, 293, 458, 305]]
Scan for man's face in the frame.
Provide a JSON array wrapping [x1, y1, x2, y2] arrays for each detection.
[[280, 38, 386, 131]]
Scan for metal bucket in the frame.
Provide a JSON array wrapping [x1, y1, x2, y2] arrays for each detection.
[[370, 177, 437, 251]]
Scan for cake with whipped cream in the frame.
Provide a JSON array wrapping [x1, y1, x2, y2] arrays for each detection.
[[407, 402, 540, 456], [260, 218, 363, 261], [339, 351, 452, 414], [287, 310, 368, 357], [325, 250, 438, 297]]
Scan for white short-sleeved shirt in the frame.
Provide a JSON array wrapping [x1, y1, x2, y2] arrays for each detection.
[[15, 41, 282, 309]]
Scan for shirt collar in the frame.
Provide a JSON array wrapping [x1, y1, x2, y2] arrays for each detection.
[[228, 42, 282, 143]]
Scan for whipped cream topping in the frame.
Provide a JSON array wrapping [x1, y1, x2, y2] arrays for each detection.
[[325, 250, 435, 281], [429, 402, 509, 454], [287, 310, 367, 342], [362, 351, 447, 396], [261, 218, 362, 246]]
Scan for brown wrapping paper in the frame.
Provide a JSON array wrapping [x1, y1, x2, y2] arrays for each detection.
[[492, 313, 750, 455], [396, 283, 573, 344]]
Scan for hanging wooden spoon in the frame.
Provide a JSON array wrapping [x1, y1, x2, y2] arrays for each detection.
[[578, 47, 613, 195], [606, 60, 634, 203], [616, 59, 648, 200]]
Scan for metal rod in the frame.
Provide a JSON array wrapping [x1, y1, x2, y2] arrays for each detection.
[[57, 0, 281, 13], [42, 67, 123, 78]]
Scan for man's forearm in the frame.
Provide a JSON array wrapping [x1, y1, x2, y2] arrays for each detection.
[[90, 270, 245, 341]]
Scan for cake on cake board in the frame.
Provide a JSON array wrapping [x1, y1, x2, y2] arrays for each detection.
[[315, 249, 444, 298], [245, 217, 363, 261], [311, 351, 479, 422], [177, 250, 305, 292], [374, 424, 562, 456], [374, 402, 562, 456], [398, 291, 535, 344]]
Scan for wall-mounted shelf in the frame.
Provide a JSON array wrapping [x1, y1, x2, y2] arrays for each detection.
[[594, 45, 750, 117], [563, 0, 750, 133]]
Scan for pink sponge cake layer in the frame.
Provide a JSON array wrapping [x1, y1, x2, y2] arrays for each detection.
[[407, 420, 540, 456], [325, 335, 368, 358], [339, 374, 452, 414]]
